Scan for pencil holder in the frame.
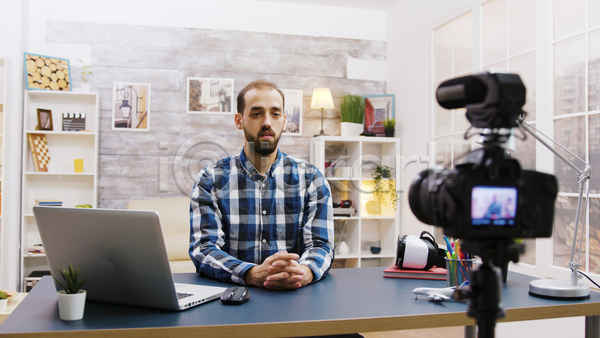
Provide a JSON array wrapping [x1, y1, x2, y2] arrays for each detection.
[[445, 257, 476, 288]]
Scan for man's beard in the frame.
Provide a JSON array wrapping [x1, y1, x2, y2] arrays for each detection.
[[244, 126, 282, 155]]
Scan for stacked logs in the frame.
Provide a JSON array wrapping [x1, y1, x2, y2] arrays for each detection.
[[26, 54, 70, 91]]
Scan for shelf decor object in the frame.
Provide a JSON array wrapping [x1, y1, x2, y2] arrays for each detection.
[[36, 109, 53, 131], [76, 58, 92, 92], [23, 53, 71, 91], [27, 133, 50, 172], [311, 88, 334, 137], [339, 94, 364, 137], [62, 113, 86, 131], [364, 95, 395, 137]]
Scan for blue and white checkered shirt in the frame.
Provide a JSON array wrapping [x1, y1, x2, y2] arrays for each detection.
[[189, 148, 334, 285]]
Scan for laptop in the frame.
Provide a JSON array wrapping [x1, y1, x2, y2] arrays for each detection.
[[33, 206, 227, 311]]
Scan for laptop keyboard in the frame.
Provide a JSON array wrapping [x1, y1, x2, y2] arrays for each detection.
[[177, 292, 194, 300]]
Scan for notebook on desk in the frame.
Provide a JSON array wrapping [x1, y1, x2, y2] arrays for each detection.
[[33, 206, 227, 311]]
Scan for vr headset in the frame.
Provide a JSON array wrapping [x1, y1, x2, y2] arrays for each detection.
[[395, 231, 447, 270]]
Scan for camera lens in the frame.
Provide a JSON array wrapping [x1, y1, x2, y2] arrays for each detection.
[[408, 169, 438, 225]]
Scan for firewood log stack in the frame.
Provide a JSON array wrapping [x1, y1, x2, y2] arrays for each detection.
[[26, 54, 70, 91]]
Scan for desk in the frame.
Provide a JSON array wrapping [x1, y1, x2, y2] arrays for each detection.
[[0, 267, 599, 337]]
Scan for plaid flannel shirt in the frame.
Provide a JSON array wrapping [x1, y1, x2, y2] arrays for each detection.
[[189, 148, 334, 285]]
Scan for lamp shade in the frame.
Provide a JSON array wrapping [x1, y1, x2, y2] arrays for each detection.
[[120, 99, 132, 118], [311, 88, 335, 109]]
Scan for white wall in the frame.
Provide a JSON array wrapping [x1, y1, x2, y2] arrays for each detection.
[[387, 0, 471, 236]]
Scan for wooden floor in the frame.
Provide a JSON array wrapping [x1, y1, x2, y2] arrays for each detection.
[[361, 326, 465, 338]]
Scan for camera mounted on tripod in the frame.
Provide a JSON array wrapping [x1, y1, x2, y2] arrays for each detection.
[[408, 72, 559, 337]]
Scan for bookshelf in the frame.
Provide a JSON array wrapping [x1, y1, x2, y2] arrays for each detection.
[[20, 90, 99, 289], [310, 136, 401, 268]]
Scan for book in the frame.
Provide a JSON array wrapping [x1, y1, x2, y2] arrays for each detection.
[[383, 265, 447, 280], [35, 199, 63, 206]]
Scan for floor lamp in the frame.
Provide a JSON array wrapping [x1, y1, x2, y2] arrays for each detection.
[[516, 116, 591, 300], [311, 88, 334, 136]]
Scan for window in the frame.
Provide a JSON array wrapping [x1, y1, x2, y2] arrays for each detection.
[[553, 0, 600, 274], [433, 11, 472, 170]]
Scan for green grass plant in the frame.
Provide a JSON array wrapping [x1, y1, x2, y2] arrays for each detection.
[[340, 94, 364, 124]]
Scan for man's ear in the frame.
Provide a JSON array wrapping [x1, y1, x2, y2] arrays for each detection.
[[235, 113, 243, 130]]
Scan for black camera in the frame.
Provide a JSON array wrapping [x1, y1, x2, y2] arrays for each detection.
[[408, 72, 560, 337], [408, 72, 558, 240]]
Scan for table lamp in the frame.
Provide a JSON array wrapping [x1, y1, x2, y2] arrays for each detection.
[[311, 88, 335, 136], [517, 117, 591, 300]]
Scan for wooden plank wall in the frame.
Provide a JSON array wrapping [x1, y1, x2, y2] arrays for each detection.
[[46, 21, 387, 208]]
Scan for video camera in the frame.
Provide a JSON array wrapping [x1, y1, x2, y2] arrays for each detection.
[[407, 72, 560, 337], [408, 72, 558, 240]]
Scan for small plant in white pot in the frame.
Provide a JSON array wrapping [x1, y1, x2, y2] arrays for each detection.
[[54, 263, 89, 321], [0, 290, 8, 312], [339, 94, 364, 137], [77, 58, 93, 92]]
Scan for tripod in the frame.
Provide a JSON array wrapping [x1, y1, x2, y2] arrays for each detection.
[[460, 240, 524, 338]]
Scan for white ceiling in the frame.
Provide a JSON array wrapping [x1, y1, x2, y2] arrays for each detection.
[[251, 0, 401, 10]]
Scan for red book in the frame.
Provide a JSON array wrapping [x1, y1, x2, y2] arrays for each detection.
[[383, 265, 447, 280]]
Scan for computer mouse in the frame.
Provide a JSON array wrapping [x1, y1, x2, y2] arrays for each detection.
[[220, 286, 251, 305]]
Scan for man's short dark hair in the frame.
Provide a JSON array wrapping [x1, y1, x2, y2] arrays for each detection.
[[237, 80, 285, 114]]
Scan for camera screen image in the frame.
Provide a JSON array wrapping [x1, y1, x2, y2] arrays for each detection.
[[471, 186, 517, 227]]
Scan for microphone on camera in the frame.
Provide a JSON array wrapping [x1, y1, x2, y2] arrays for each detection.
[[436, 75, 488, 109]]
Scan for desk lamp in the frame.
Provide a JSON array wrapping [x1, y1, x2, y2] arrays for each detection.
[[517, 117, 591, 300], [311, 88, 334, 136]]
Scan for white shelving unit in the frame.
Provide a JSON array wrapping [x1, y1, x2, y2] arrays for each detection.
[[0, 57, 6, 281], [20, 90, 99, 289], [310, 136, 401, 268]]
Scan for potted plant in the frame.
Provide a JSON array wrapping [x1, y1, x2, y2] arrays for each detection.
[[383, 118, 396, 137], [54, 263, 89, 321], [371, 165, 398, 211], [339, 94, 364, 137], [77, 58, 93, 92], [0, 290, 8, 312]]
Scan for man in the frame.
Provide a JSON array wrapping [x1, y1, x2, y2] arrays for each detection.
[[485, 195, 502, 220], [189, 80, 334, 290]]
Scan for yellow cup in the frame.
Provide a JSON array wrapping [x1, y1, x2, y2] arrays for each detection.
[[74, 159, 84, 173]]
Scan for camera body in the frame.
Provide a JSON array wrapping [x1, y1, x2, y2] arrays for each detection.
[[409, 146, 558, 240], [409, 72, 558, 241]]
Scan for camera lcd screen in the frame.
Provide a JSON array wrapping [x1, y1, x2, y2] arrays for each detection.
[[471, 186, 517, 226]]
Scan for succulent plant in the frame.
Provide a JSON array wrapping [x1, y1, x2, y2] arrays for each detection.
[[53, 263, 89, 294], [0, 290, 8, 300], [383, 118, 396, 130]]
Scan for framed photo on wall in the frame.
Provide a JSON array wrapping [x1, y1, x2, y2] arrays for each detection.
[[363, 95, 395, 137], [112, 82, 151, 132], [36, 108, 53, 131], [187, 77, 234, 114], [24, 53, 71, 91], [281, 89, 303, 136]]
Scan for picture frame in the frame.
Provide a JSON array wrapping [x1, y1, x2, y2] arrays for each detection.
[[24, 53, 71, 91], [281, 89, 303, 136], [186, 77, 234, 114], [363, 95, 395, 137], [112, 82, 151, 132], [36, 108, 53, 131]]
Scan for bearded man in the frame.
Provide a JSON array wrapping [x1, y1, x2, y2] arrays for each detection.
[[189, 80, 334, 290]]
